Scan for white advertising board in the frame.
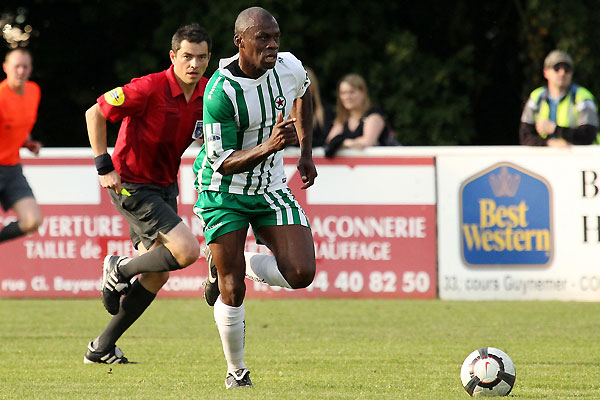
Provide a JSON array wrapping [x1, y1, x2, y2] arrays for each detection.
[[437, 148, 600, 300]]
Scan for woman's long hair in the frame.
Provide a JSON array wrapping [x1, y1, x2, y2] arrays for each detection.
[[305, 67, 325, 130], [334, 73, 370, 125]]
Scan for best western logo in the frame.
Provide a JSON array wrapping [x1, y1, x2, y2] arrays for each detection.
[[460, 162, 553, 268]]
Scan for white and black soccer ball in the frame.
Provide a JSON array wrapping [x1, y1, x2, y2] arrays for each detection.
[[460, 347, 516, 397]]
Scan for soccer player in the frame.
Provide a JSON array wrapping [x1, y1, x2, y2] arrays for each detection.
[[0, 48, 43, 244], [193, 7, 317, 388], [83, 24, 210, 364]]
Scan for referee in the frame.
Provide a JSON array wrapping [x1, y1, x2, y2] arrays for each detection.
[[83, 24, 210, 364], [0, 48, 43, 245]]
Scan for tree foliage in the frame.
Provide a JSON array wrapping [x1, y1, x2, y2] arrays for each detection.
[[2, 0, 599, 146]]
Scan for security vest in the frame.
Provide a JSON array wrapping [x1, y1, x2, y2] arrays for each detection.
[[529, 84, 599, 141]]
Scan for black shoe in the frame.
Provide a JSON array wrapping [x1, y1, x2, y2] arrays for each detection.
[[202, 246, 220, 306], [83, 341, 133, 364], [225, 369, 253, 389], [101, 255, 129, 315]]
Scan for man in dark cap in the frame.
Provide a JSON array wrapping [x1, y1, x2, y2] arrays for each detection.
[[520, 49, 598, 146]]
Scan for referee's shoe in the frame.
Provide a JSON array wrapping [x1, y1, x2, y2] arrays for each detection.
[[84, 341, 133, 364], [101, 255, 130, 315]]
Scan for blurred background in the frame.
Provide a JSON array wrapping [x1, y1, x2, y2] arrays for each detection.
[[2, 0, 598, 147]]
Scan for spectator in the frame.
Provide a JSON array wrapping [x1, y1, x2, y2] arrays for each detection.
[[0, 48, 43, 244], [305, 67, 333, 147], [324, 73, 395, 158], [520, 50, 598, 147]]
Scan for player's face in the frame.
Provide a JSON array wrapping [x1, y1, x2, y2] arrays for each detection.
[[241, 17, 280, 74], [339, 81, 366, 111], [170, 40, 211, 86], [3, 50, 32, 91]]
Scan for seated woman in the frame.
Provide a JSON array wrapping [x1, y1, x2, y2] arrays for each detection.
[[324, 73, 395, 158]]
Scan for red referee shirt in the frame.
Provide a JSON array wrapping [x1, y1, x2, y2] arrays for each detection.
[[97, 65, 207, 187]]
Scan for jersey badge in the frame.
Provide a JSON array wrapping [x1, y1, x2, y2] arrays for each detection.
[[192, 120, 203, 139], [275, 95, 286, 110], [104, 87, 125, 106]]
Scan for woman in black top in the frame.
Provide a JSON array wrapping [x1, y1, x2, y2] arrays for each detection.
[[324, 73, 394, 157]]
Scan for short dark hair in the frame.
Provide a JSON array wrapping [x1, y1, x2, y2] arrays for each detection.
[[171, 24, 211, 53]]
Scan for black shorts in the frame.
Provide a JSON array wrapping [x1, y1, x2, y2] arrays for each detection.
[[109, 181, 182, 250], [0, 164, 35, 211]]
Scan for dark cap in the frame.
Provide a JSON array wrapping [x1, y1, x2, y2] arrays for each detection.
[[544, 50, 574, 69]]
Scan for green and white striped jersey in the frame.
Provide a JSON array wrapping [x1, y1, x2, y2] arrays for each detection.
[[193, 52, 310, 195]]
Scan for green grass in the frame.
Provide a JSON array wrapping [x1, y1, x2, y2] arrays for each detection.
[[1, 299, 599, 399]]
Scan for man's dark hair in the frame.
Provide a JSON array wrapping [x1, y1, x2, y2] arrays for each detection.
[[171, 24, 211, 53]]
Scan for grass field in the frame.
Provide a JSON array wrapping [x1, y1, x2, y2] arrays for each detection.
[[1, 298, 599, 399]]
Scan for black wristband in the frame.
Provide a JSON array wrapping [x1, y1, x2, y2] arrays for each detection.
[[94, 153, 115, 175]]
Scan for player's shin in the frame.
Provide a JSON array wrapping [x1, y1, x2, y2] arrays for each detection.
[[214, 298, 247, 373]]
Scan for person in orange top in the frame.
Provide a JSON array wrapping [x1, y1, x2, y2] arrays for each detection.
[[0, 48, 43, 243]]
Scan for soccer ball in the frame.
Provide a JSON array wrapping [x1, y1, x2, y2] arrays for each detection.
[[460, 347, 516, 397]]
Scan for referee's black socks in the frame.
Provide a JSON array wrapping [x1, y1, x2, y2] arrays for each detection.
[[0, 221, 24, 243], [119, 245, 181, 279]]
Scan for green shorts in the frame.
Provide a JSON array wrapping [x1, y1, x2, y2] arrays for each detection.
[[194, 189, 310, 243]]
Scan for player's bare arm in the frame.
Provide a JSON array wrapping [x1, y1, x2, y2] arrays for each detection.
[[85, 103, 124, 194], [217, 112, 298, 176], [291, 90, 317, 189]]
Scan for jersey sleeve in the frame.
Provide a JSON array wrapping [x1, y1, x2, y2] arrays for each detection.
[[281, 52, 310, 99], [203, 75, 237, 172], [97, 76, 151, 123]]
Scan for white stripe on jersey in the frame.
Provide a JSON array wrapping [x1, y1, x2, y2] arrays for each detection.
[[271, 190, 294, 225], [223, 80, 241, 129], [263, 192, 283, 225], [284, 187, 308, 226]]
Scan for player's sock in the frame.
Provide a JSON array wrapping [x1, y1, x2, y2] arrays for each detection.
[[0, 221, 25, 243], [214, 297, 247, 373], [118, 245, 181, 280], [94, 279, 156, 352], [244, 252, 291, 288]]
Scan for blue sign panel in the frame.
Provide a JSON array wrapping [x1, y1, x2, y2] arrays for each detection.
[[460, 162, 553, 267]]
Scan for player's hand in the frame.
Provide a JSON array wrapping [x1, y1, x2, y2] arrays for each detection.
[[24, 139, 42, 155], [268, 112, 298, 151], [297, 156, 317, 189], [98, 170, 124, 195]]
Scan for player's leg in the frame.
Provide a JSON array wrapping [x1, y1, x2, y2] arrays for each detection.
[[251, 224, 315, 288], [86, 243, 168, 364], [101, 183, 200, 314], [0, 166, 42, 243], [209, 228, 253, 388], [12, 197, 42, 234], [245, 188, 315, 288], [117, 221, 200, 279], [0, 197, 42, 242]]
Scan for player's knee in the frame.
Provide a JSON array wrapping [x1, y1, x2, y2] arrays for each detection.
[[285, 262, 316, 289], [173, 239, 201, 267], [20, 214, 43, 234]]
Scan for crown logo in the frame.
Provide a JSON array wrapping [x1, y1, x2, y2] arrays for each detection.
[[489, 167, 520, 197]]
